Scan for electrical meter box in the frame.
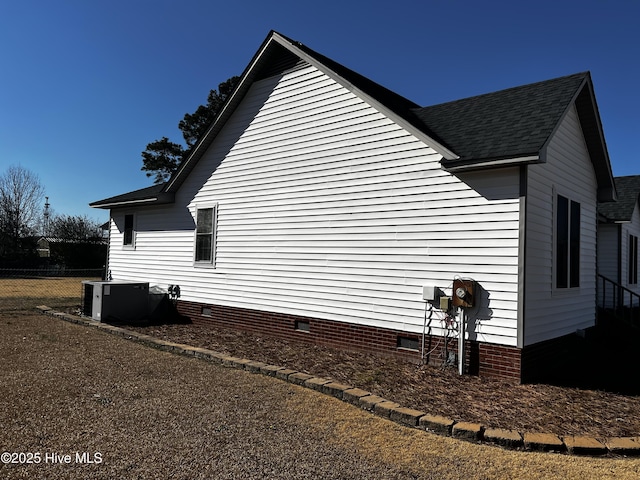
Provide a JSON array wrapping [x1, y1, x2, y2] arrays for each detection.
[[452, 279, 475, 308]]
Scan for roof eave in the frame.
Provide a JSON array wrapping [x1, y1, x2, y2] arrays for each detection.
[[90, 192, 175, 210], [441, 155, 541, 173], [575, 76, 617, 203]]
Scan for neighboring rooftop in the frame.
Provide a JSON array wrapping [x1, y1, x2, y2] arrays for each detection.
[[598, 175, 640, 222]]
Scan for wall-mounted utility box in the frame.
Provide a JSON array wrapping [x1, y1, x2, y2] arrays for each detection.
[[82, 281, 149, 322], [439, 296, 451, 311], [422, 285, 436, 301], [423, 285, 446, 303]]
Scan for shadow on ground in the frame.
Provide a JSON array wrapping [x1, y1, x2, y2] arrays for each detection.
[[105, 297, 191, 327], [531, 313, 640, 395]]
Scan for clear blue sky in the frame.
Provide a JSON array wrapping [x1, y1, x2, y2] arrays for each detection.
[[1, 0, 638, 224]]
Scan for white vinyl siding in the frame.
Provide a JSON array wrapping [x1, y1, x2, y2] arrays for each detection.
[[524, 105, 598, 345], [597, 224, 618, 282], [622, 206, 640, 305], [108, 63, 521, 346], [596, 204, 640, 307], [596, 223, 619, 308]]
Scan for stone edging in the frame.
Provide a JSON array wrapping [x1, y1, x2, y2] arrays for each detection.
[[38, 307, 640, 457]]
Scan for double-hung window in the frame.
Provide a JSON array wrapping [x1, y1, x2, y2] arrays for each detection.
[[123, 213, 135, 249], [556, 195, 580, 289], [194, 205, 217, 266], [629, 234, 638, 285]]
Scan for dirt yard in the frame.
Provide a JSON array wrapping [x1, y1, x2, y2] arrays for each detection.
[[2, 277, 640, 440], [2, 312, 640, 479]]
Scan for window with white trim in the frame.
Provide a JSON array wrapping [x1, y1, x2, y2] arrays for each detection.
[[194, 205, 217, 265], [556, 194, 580, 289]]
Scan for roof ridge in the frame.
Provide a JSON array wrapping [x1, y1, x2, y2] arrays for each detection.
[[420, 71, 590, 109]]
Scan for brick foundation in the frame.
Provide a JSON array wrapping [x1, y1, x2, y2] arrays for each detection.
[[176, 300, 524, 381]]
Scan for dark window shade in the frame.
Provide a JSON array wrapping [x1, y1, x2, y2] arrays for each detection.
[[195, 208, 214, 262], [556, 195, 569, 288]]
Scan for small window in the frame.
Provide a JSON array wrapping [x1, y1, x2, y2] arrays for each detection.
[[630, 234, 638, 285], [195, 205, 217, 265], [123, 214, 135, 248], [397, 336, 419, 351], [556, 195, 580, 289], [295, 320, 310, 332]]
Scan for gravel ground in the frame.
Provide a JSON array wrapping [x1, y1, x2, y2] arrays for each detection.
[[2, 312, 640, 479]]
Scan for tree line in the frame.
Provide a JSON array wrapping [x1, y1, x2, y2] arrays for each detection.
[[0, 165, 104, 267]]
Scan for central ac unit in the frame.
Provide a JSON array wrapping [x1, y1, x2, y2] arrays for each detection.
[[82, 281, 150, 323]]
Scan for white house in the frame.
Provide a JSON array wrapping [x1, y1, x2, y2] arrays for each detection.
[[597, 176, 640, 308], [91, 31, 616, 381]]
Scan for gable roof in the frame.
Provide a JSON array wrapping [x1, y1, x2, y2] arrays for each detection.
[[598, 175, 640, 222], [163, 31, 458, 195], [414, 73, 587, 166], [413, 72, 616, 201], [90, 30, 617, 209]]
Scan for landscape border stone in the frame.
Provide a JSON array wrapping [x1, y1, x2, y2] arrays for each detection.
[[321, 382, 352, 399], [523, 432, 565, 452], [342, 388, 371, 406], [484, 428, 523, 449], [358, 394, 387, 411], [452, 422, 484, 442], [304, 377, 332, 391], [419, 414, 456, 435], [563, 435, 608, 456], [605, 437, 640, 456], [37, 306, 640, 458], [373, 400, 401, 419]]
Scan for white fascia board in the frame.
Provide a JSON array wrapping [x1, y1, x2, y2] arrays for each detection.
[[92, 197, 160, 209], [443, 155, 541, 173]]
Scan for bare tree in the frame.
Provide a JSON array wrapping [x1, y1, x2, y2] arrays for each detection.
[[0, 165, 45, 257], [49, 214, 103, 241]]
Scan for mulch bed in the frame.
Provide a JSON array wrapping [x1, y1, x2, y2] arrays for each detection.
[[123, 320, 640, 440]]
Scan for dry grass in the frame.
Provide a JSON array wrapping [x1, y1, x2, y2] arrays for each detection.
[[2, 312, 640, 479], [0, 277, 86, 298], [0, 277, 97, 311]]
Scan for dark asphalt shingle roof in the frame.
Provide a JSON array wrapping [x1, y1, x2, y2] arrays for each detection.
[[412, 72, 589, 163], [598, 175, 640, 221], [90, 183, 167, 207]]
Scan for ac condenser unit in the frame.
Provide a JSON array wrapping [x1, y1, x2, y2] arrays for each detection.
[[82, 281, 150, 323]]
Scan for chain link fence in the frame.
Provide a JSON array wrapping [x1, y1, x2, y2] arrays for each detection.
[[0, 268, 104, 313]]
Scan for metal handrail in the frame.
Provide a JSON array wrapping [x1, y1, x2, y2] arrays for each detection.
[[597, 273, 640, 326]]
